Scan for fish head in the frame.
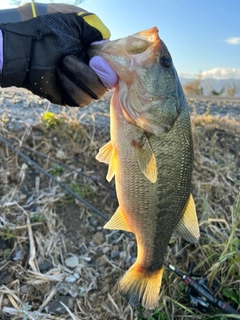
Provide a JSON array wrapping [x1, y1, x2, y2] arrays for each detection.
[[92, 27, 160, 82], [89, 27, 185, 136]]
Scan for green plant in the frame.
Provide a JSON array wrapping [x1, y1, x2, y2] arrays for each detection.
[[66, 181, 94, 201], [226, 83, 237, 97], [4, 248, 11, 259], [209, 196, 240, 283], [222, 287, 240, 305], [41, 112, 64, 128], [0, 226, 15, 240], [137, 304, 169, 320], [183, 79, 203, 95], [19, 302, 32, 320], [183, 72, 204, 95], [50, 164, 65, 176], [29, 214, 46, 223], [79, 286, 86, 297], [211, 87, 225, 96]]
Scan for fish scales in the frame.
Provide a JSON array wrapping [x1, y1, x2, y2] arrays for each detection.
[[112, 88, 193, 270], [89, 27, 199, 309]]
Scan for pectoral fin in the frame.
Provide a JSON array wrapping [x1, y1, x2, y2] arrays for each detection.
[[175, 194, 200, 243], [134, 134, 157, 183], [96, 141, 117, 182], [96, 141, 113, 164], [103, 207, 132, 233]]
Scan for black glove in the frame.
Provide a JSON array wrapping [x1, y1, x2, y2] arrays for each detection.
[[0, 4, 111, 107]]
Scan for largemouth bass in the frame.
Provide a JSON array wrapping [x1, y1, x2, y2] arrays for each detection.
[[89, 27, 199, 310]]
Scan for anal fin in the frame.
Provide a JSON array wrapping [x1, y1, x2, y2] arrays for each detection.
[[103, 207, 132, 233], [175, 193, 200, 243]]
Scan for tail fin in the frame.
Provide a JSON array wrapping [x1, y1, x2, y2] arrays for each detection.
[[119, 262, 163, 310]]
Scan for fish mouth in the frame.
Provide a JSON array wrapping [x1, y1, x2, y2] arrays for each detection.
[[89, 37, 124, 58], [96, 26, 159, 51], [139, 27, 159, 42], [89, 26, 160, 61]]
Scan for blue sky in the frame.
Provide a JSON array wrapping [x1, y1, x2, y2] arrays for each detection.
[[1, 0, 240, 79]]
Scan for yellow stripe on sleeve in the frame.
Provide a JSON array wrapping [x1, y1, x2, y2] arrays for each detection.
[[31, 1, 37, 18], [77, 12, 111, 39]]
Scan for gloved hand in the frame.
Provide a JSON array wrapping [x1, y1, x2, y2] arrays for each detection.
[[0, 3, 118, 107]]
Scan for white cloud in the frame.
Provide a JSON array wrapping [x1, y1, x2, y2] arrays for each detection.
[[178, 71, 196, 79], [201, 68, 240, 79], [179, 68, 240, 80], [225, 37, 240, 45]]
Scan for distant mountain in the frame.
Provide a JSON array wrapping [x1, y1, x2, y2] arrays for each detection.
[[179, 77, 240, 97]]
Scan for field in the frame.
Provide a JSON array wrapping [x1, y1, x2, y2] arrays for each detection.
[[0, 89, 239, 320]]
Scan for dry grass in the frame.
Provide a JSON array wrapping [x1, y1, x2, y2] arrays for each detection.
[[0, 97, 239, 320]]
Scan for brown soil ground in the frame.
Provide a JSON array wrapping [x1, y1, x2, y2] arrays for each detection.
[[0, 90, 239, 320]]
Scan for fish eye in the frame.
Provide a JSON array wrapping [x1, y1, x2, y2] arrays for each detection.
[[160, 56, 172, 68]]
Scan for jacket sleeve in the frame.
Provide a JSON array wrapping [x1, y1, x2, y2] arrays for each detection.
[[0, 3, 110, 38], [0, 3, 110, 106], [0, 3, 80, 22]]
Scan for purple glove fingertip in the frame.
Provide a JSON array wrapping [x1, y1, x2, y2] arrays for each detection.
[[90, 39, 110, 46], [89, 56, 118, 89]]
